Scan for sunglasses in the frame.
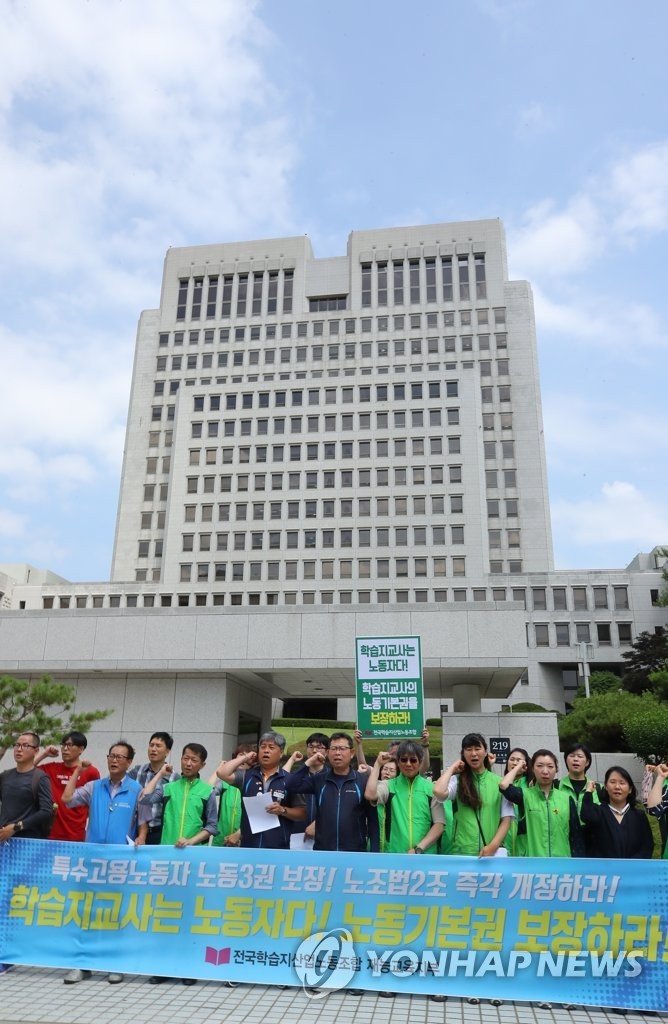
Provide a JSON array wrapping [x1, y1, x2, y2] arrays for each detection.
[[399, 756, 420, 764]]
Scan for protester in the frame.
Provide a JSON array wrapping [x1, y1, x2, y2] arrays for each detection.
[[581, 766, 654, 859], [35, 732, 99, 842], [499, 749, 584, 857], [502, 747, 531, 856], [61, 741, 142, 985], [128, 732, 176, 845], [365, 745, 444, 854], [209, 743, 255, 847], [0, 731, 54, 976], [214, 732, 305, 849], [285, 732, 374, 851], [433, 732, 514, 857]]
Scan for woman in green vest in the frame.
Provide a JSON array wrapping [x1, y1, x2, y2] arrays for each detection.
[[502, 747, 532, 856], [376, 755, 398, 853], [433, 732, 514, 857], [366, 742, 445, 854], [500, 749, 584, 857]]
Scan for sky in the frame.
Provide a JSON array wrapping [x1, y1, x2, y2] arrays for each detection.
[[0, 0, 667, 580]]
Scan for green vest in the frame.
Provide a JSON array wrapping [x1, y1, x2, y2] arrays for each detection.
[[558, 775, 599, 820], [385, 774, 439, 854], [522, 785, 573, 857], [161, 776, 213, 845], [451, 770, 505, 856], [212, 781, 241, 847], [504, 775, 528, 856]]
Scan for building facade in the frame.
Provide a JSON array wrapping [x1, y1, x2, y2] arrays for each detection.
[[0, 220, 665, 766]]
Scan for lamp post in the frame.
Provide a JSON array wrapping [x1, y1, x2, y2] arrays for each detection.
[[579, 642, 594, 698]]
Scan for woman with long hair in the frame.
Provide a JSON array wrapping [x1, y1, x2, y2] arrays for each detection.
[[433, 732, 514, 857], [581, 766, 654, 859], [500, 748, 584, 857]]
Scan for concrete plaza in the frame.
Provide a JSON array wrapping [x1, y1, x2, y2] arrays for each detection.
[[0, 965, 664, 1024]]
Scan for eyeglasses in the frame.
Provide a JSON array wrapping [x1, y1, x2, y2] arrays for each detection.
[[107, 753, 129, 761], [329, 746, 351, 754], [61, 742, 80, 749], [399, 756, 420, 765], [14, 742, 37, 750], [307, 742, 327, 750]]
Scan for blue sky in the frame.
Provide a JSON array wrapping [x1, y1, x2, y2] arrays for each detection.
[[0, 0, 666, 580]]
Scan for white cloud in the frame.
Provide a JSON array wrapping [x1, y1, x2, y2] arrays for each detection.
[[552, 482, 668, 548], [0, 509, 25, 540], [509, 196, 603, 279], [533, 286, 668, 355], [0, 0, 297, 529], [543, 394, 667, 460], [0, 0, 296, 289], [609, 142, 668, 236]]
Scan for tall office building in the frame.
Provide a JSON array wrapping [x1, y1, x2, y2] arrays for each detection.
[[1, 219, 664, 765], [111, 219, 555, 604]]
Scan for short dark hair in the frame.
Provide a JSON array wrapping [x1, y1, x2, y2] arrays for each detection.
[[531, 748, 559, 770], [62, 731, 87, 748], [183, 742, 207, 762], [150, 731, 174, 750], [396, 740, 422, 762], [564, 742, 592, 772], [19, 731, 40, 747], [109, 740, 135, 761], [306, 732, 330, 749], [329, 732, 353, 749]]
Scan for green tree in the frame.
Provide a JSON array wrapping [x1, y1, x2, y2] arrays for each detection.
[[558, 690, 641, 752], [0, 675, 112, 760], [575, 670, 622, 700], [621, 630, 668, 695], [622, 692, 668, 762]]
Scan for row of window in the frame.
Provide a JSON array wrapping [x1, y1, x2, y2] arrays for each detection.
[[176, 527, 466, 556], [361, 254, 487, 308], [529, 585, 629, 612], [533, 622, 632, 647], [42, 585, 636, 611], [141, 465, 520, 506], [187, 436, 463, 466], [155, 333, 508, 372], [164, 305, 507, 339], [182, 465, 468, 497], [176, 269, 294, 322], [178, 555, 468, 582], [190, 407, 461, 436], [191, 380, 459, 411], [177, 495, 465, 525]]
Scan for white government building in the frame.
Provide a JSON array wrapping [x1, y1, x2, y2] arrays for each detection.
[[0, 219, 665, 765]]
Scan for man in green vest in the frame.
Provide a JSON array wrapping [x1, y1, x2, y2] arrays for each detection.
[[141, 742, 218, 986], [365, 743, 444, 854]]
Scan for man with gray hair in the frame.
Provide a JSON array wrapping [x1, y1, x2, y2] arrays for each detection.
[[214, 732, 304, 849]]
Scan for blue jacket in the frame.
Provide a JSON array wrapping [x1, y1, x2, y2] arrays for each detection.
[[87, 776, 142, 844], [286, 765, 374, 852], [235, 766, 296, 849]]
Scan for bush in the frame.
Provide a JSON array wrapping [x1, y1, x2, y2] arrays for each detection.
[[425, 718, 442, 726], [508, 702, 548, 713]]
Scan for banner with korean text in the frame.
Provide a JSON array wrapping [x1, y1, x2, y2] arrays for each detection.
[[355, 634, 423, 739], [0, 840, 666, 1011]]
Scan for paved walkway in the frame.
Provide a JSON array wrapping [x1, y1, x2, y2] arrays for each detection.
[[0, 966, 665, 1024]]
